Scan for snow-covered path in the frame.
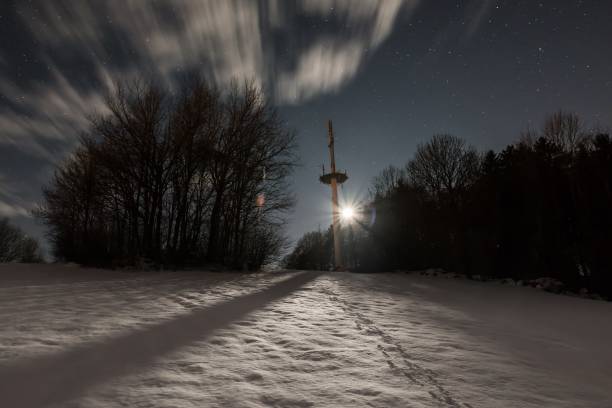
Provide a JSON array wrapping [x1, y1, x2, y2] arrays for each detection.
[[0, 265, 610, 407]]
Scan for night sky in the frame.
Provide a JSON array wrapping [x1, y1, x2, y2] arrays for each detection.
[[1, 0, 611, 255]]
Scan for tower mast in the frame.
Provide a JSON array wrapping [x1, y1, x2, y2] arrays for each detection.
[[319, 120, 348, 270]]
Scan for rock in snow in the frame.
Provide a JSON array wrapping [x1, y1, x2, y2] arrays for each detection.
[[528, 277, 565, 294], [0, 264, 611, 407]]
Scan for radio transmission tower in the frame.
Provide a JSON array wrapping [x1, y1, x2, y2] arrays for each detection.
[[319, 120, 348, 270]]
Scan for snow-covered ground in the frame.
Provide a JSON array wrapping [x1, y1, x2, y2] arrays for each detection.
[[0, 264, 611, 407]]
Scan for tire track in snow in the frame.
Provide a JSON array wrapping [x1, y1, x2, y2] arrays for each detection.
[[322, 286, 471, 408]]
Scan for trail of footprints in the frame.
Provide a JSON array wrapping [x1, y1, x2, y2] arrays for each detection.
[[322, 287, 472, 408]]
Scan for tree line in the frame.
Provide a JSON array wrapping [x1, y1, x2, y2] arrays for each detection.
[[0, 218, 43, 263], [285, 112, 612, 297], [37, 78, 296, 269]]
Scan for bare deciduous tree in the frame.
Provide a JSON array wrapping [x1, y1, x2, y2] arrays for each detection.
[[370, 165, 405, 199], [406, 134, 480, 200], [542, 111, 586, 153], [0, 218, 43, 263]]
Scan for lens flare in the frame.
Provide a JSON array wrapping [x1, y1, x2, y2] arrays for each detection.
[[340, 206, 355, 221]]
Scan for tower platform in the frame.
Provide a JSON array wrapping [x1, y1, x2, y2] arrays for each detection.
[[319, 171, 348, 185]]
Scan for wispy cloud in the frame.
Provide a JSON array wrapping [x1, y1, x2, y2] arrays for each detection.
[[300, 0, 410, 47], [278, 40, 364, 103], [276, 0, 419, 103], [0, 173, 31, 218], [0, 67, 109, 161], [465, 0, 497, 38], [0, 201, 30, 217]]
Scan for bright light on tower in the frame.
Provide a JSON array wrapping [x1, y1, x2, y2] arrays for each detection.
[[340, 206, 355, 221]]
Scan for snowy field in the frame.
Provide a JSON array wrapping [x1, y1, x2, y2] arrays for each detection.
[[0, 264, 611, 408]]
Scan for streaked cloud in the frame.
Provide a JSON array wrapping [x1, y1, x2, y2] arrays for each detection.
[[277, 0, 419, 103], [0, 201, 30, 218], [0, 178, 31, 217], [0, 67, 109, 161], [465, 0, 497, 38], [277, 40, 364, 103]]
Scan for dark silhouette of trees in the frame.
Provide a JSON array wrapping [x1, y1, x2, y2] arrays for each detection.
[[406, 134, 480, 201], [370, 165, 405, 199], [0, 218, 43, 263], [542, 110, 586, 153], [287, 113, 612, 297], [37, 78, 296, 269], [283, 229, 332, 271]]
